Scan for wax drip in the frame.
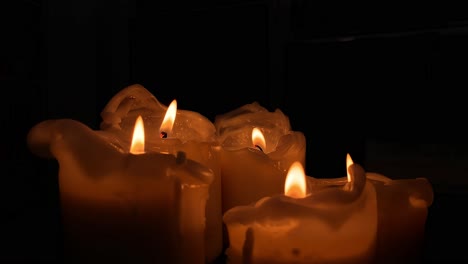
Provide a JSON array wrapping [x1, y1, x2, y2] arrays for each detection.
[[242, 227, 254, 264], [176, 151, 187, 165]]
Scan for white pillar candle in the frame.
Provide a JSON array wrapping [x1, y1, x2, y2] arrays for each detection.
[[365, 172, 433, 263], [27, 118, 213, 264], [99, 84, 223, 262], [304, 156, 434, 263], [223, 159, 378, 264], [214, 102, 306, 213]]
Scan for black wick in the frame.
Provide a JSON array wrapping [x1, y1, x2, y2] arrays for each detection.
[[160, 131, 168, 139], [254, 144, 263, 152]]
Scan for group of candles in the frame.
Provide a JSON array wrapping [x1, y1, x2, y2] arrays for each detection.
[[27, 84, 434, 264]]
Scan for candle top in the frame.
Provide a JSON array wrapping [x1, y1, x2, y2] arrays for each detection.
[[366, 172, 434, 208], [224, 163, 370, 228], [305, 171, 434, 209], [100, 84, 217, 151], [27, 118, 214, 185], [214, 102, 304, 154]]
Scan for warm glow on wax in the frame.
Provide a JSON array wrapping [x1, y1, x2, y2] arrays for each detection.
[[252, 127, 266, 151], [160, 99, 177, 136], [284, 161, 307, 198], [346, 153, 354, 182], [130, 115, 145, 154]]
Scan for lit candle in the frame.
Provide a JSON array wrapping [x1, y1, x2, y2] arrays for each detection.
[[223, 157, 378, 264], [214, 102, 306, 213], [27, 115, 213, 263], [365, 172, 433, 263], [306, 155, 434, 263], [99, 84, 223, 262]]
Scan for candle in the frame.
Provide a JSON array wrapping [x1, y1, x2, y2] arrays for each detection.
[[27, 117, 213, 263], [306, 155, 434, 263], [223, 157, 378, 264], [365, 172, 433, 263], [27, 84, 223, 263], [214, 102, 306, 213], [99, 84, 223, 262]]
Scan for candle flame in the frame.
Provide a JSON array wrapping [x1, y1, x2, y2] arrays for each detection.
[[130, 115, 145, 154], [160, 99, 177, 137], [252, 127, 266, 151], [284, 161, 307, 198], [346, 153, 354, 182]]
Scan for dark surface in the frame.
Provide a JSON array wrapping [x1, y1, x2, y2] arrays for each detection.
[[2, 0, 468, 262]]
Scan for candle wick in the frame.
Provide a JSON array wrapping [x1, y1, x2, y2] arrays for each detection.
[[160, 131, 168, 139], [254, 145, 263, 152]]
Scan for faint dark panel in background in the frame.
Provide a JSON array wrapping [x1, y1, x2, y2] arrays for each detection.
[[284, 39, 368, 178], [290, 2, 468, 39], [1, 0, 60, 262], [132, 0, 269, 120], [43, 0, 98, 127], [286, 1, 468, 176], [44, 0, 133, 129], [1, 0, 134, 262], [267, 0, 291, 108], [95, 0, 134, 116]]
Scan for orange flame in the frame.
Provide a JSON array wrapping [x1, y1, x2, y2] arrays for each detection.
[[346, 153, 354, 182], [160, 99, 177, 137], [130, 115, 145, 154], [284, 161, 307, 198], [252, 127, 266, 151]]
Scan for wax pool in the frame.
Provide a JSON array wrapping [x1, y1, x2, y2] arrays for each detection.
[[223, 162, 378, 264], [27, 118, 212, 264], [214, 102, 306, 213]]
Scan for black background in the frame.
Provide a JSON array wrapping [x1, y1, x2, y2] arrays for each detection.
[[2, 0, 467, 262]]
